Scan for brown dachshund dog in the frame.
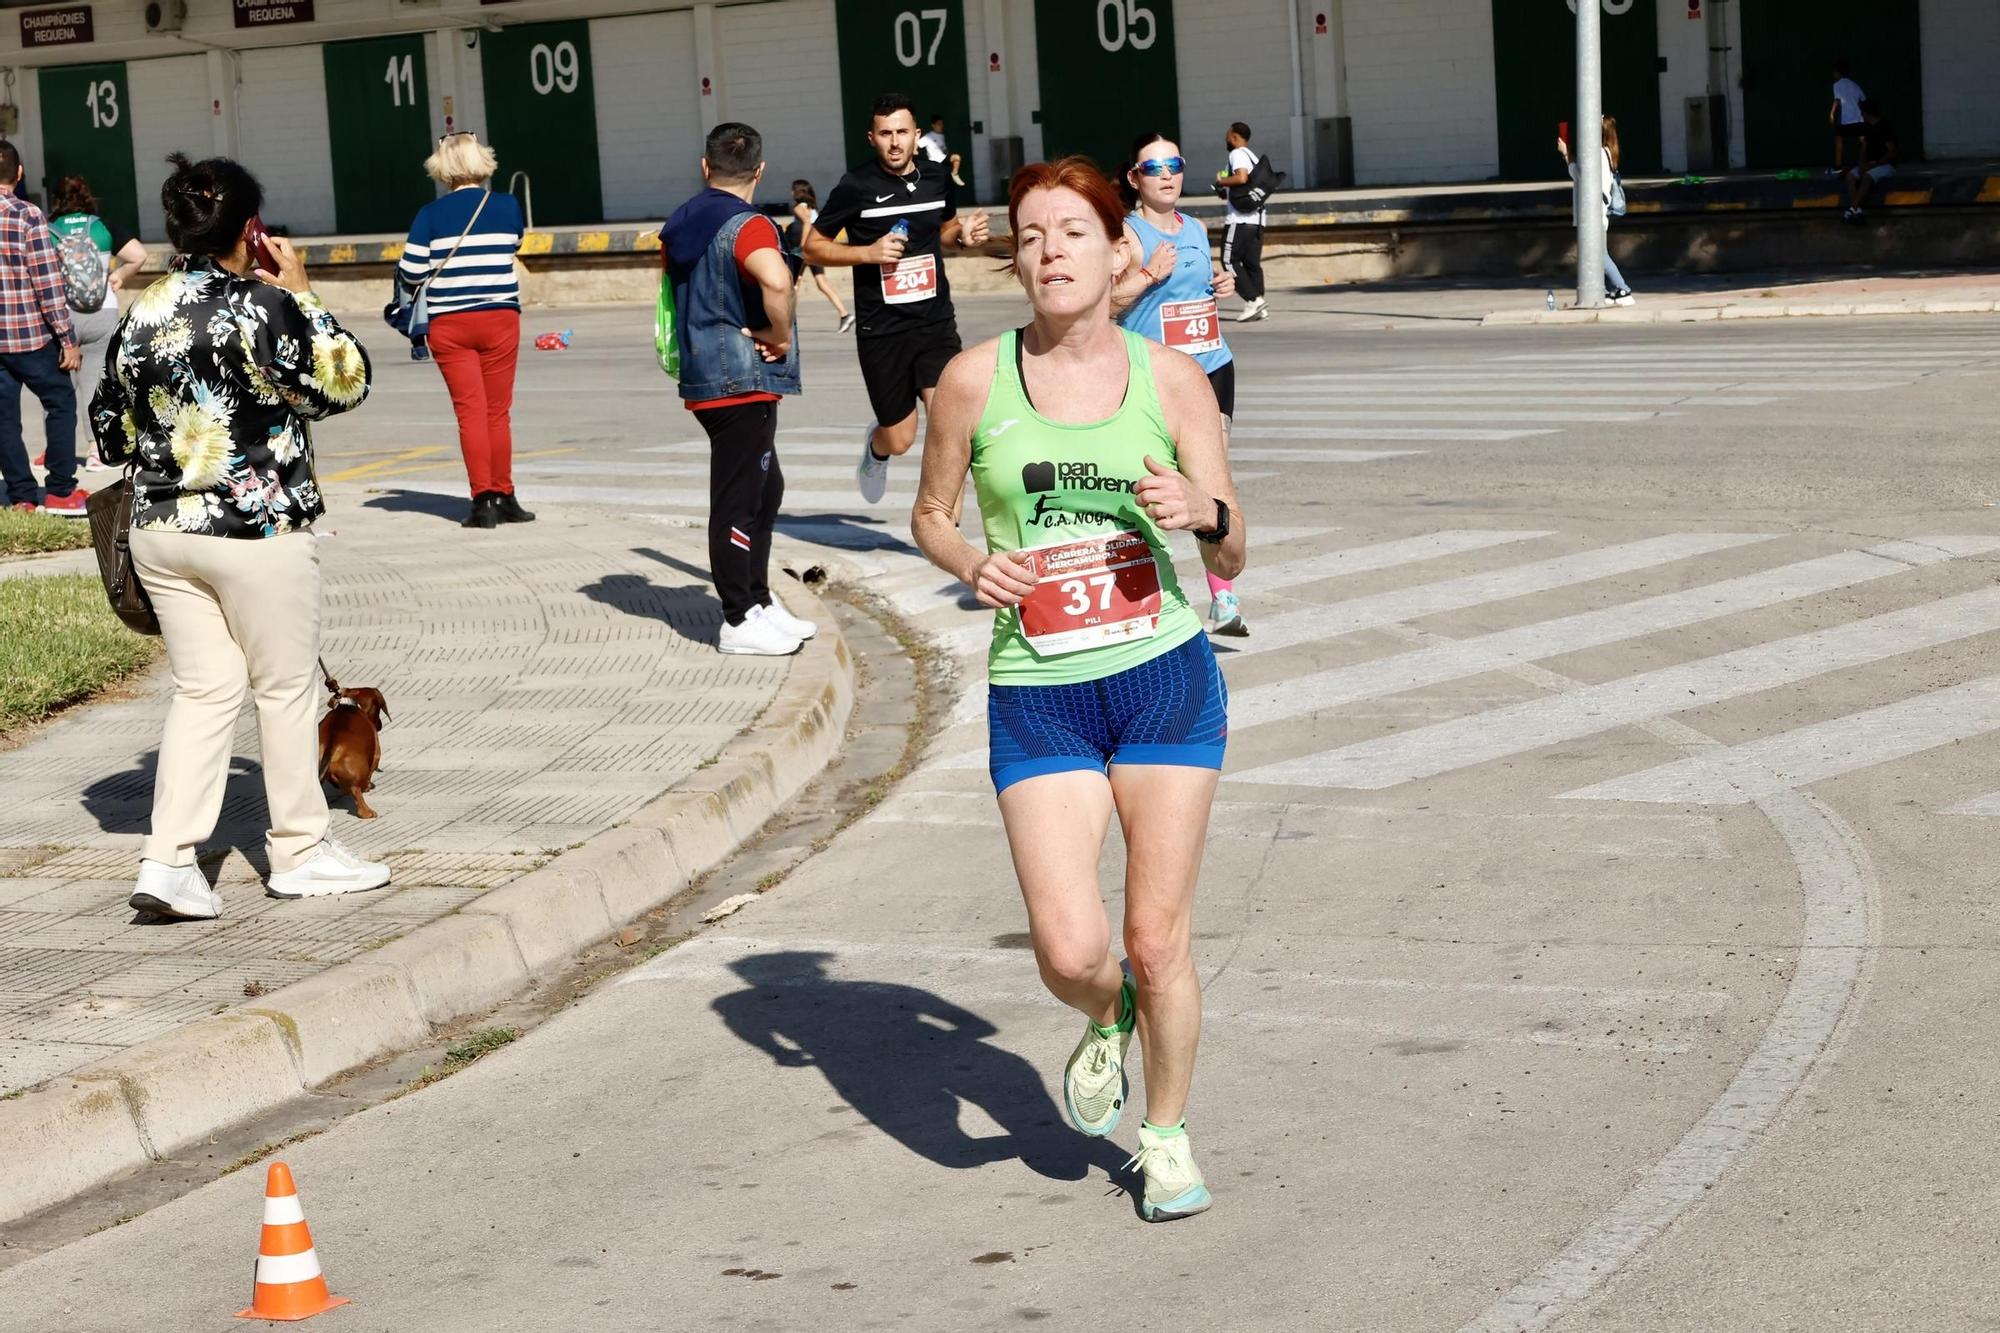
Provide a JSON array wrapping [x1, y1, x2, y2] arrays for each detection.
[[318, 687, 389, 819]]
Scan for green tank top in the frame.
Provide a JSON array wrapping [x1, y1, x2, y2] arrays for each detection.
[[971, 327, 1203, 685]]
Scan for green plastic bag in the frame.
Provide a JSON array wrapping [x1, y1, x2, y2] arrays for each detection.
[[654, 272, 680, 379]]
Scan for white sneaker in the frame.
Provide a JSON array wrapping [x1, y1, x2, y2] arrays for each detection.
[[720, 604, 804, 656], [1234, 297, 1268, 323], [266, 837, 391, 899], [1124, 1123, 1213, 1222], [856, 423, 891, 505], [130, 860, 220, 920], [761, 598, 817, 641]]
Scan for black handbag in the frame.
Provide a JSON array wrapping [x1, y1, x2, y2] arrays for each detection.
[[85, 472, 161, 637]]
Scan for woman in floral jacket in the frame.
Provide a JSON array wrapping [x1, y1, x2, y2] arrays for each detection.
[[91, 153, 391, 920]]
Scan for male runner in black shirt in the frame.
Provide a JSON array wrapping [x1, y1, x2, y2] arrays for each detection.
[[806, 92, 989, 503]]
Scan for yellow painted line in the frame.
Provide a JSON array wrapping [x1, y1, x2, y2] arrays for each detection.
[[320, 446, 444, 484], [328, 447, 581, 487], [575, 231, 611, 253], [1980, 177, 2000, 204], [1883, 189, 1931, 207], [519, 232, 554, 256], [1793, 194, 1841, 209], [1623, 199, 1662, 214], [633, 232, 662, 252], [377, 241, 404, 261], [1704, 201, 1748, 211], [327, 244, 357, 264]]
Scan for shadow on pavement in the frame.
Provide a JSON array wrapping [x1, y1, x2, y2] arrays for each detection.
[[361, 489, 467, 523], [80, 753, 273, 904], [773, 513, 918, 555], [713, 951, 1133, 1187], [578, 571, 721, 647]]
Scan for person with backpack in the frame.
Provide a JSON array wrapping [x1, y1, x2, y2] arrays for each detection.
[[1215, 123, 1273, 322], [49, 175, 148, 471], [1558, 115, 1635, 306]]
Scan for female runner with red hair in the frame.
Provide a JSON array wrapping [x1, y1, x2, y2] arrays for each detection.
[[912, 158, 1247, 1221]]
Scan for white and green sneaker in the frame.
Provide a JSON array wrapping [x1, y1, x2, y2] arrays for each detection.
[[1063, 977, 1135, 1137], [1124, 1122, 1212, 1222]]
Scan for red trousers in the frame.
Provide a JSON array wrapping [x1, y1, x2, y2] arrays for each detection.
[[428, 308, 520, 497]]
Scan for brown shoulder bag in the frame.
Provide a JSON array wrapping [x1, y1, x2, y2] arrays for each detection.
[[85, 471, 162, 637]]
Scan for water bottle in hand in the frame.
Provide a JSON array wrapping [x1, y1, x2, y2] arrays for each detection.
[[888, 218, 911, 242]]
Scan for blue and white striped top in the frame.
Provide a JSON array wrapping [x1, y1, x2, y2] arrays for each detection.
[[397, 186, 524, 317]]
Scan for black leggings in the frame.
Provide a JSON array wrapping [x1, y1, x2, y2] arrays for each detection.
[[696, 400, 785, 625]]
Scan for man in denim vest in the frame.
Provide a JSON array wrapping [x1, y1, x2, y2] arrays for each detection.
[[663, 123, 812, 656]]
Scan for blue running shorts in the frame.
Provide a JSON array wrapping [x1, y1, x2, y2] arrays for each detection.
[[987, 634, 1229, 793]]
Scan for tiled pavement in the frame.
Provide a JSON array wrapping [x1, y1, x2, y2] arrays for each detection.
[[0, 500, 791, 1096]]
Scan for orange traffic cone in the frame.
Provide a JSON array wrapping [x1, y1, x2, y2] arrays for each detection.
[[236, 1161, 350, 1322]]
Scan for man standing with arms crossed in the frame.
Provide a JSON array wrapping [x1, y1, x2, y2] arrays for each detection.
[[806, 93, 988, 504], [0, 139, 85, 515]]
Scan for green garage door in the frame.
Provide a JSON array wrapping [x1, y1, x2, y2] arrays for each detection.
[[325, 35, 437, 234], [480, 19, 603, 226], [835, 0, 975, 197], [37, 63, 140, 244], [1739, 0, 1921, 168], [1034, 0, 1179, 179], [1491, 0, 1661, 180]]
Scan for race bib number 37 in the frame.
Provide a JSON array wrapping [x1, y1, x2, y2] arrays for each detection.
[[1016, 529, 1164, 657], [882, 253, 938, 305], [1159, 297, 1222, 355]]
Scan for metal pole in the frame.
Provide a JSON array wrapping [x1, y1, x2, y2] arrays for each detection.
[[1575, 0, 1606, 308]]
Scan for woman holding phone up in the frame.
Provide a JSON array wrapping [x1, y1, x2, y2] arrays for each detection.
[[912, 158, 1246, 1222], [91, 153, 389, 919]]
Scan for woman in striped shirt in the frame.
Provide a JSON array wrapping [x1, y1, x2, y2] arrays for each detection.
[[398, 132, 531, 529]]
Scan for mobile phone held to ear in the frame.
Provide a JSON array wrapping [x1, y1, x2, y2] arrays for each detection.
[[246, 216, 278, 274], [1558, 120, 1570, 146]]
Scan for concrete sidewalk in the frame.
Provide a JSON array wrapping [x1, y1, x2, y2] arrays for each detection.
[[0, 495, 854, 1219], [1483, 270, 2000, 325]]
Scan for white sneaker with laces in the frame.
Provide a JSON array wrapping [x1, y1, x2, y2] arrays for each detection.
[[720, 604, 804, 657], [856, 423, 891, 504], [129, 860, 221, 920], [761, 599, 817, 641], [266, 837, 391, 899], [1125, 1123, 1213, 1222], [1234, 297, 1268, 323]]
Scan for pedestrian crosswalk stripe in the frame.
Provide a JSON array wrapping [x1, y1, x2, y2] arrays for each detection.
[[1229, 426, 1562, 441], [1260, 392, 1780, 408], [1221, 530, 1552, 594], [1234, 408, 1672, 424], [1235, 584, 2000, 790], [1220, 532, 1773, 658], [1226, 538, 2000, 734], [1559, 674, 2000, 805], [1225, 447, 1423, 463], [1278, 376, 1906, 392]]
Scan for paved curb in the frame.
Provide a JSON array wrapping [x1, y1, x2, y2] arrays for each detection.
[[1482, 297, 2000, 326], [0, 590, 855, 1226]]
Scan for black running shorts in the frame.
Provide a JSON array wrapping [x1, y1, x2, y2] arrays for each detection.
[[856, 323, 963, 427]]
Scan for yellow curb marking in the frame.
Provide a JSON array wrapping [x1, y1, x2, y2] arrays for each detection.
[[325, 447, 580, 486], [633, 232, 663, 252], [377, 242, 405, 261], [1703, 201, 1748, 211], [1882, 189, 1931, 207], [320, 446, 444, 483], [327, 244, 357, 264], [1980, 177, 2000, 204], [1792, 195, 1841, 209], [575, 231, 611, 253], [519, 232, 554, 256]]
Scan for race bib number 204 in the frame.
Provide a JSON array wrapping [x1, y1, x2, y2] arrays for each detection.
[[882, 252, 938, 305], [1015, 529, 1163, 656]]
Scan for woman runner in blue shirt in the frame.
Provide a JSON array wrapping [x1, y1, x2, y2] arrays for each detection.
[[1112, 132, 1248, 637]]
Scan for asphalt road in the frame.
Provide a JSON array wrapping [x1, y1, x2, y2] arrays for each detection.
[[5, 295, 1997, 1332]]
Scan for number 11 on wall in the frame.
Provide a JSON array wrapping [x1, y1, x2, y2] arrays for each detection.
[[384, 53, 415, 107]]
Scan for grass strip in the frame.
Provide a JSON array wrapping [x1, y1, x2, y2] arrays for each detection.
[[0, 508, 92, 557], [0, 574, 159, 733]]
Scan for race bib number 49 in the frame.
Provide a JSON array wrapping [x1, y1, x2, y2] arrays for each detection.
[[1015, 530, 1163, 656], [882, 253, 938, 305], [1159, 297, 1222, 355]]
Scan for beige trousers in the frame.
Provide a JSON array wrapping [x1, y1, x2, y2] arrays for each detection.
[[130, 528, 328, 873]]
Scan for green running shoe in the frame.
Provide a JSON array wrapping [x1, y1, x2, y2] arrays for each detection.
[[1124, 1123, 1212, 1222], [1063, 977, 1135, 1137]]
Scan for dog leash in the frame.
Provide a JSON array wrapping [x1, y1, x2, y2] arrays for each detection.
[[318, 656, 339, 696]]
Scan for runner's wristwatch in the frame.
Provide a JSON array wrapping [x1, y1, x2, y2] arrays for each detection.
[[1193, 499, 1230, 545]]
